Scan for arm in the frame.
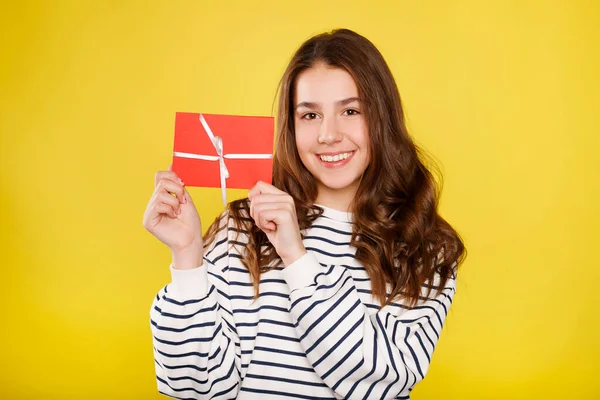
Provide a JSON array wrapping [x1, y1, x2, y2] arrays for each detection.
[[282, 252, 456, 399], [150, 215, 240, 399]]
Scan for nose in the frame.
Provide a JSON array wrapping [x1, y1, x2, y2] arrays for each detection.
[[317, 116, 343, 145]]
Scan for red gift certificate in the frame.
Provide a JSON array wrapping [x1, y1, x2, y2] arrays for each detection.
[[172, 112, 274, 204]]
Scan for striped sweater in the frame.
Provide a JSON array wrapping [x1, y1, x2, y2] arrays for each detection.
[[150, 205, 456, 399]]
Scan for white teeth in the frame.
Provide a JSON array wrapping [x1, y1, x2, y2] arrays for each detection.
[[319, 152, 353, 162]]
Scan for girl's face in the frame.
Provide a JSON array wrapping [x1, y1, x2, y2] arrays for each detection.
[[294, 63, 370, 209]]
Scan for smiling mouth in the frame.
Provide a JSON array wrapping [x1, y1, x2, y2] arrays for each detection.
[[318, 151, 355, 162]]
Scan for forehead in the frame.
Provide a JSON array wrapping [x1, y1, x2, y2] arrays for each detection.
[[294, 64, 358, 103]]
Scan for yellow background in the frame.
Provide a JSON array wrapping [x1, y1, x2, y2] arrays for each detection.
[[1, 1, 598, 399]]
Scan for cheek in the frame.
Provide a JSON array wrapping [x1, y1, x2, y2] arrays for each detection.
[[343, 119, 369, 149], [294, 123, 316, 155]]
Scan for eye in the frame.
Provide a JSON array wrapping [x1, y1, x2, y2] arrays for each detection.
[[344, 109, 360, 116], [301, 112, 319, 120]]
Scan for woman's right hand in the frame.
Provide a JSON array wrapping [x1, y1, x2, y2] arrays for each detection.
[[142, 168, 203, 269]]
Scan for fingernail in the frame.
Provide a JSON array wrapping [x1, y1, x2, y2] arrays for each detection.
[[183, 196, 187, 204], [179, 179, 185, 186]]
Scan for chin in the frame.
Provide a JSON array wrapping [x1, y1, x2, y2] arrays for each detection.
[[317, 176, 361, 192]]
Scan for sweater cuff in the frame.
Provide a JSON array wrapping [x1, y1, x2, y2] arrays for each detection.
[[169, 262, 209, 299], [281, 252, 322, 292]]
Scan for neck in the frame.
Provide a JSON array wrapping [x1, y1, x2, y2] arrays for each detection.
[[315, 183, 357, 213]]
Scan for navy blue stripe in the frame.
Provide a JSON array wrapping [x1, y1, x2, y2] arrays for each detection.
[[229, 278, 287, 287], [237, 318, 295, 329], [332, 359, 364, 391], [364, 364, 390, 399], [204, 236, 227, 259], [303, 235, 351, 246], [158, 390, 197, 400], [243, 373, 328, 388], [310, 224, 352, 236], [256, 332, 301, 343], [227, 227, 248, 234], [206, 250, 227, 264], [399, 304, 443, 327], [211, 381, 239, 399], [381, 313, 399, 371], [157, 359, 207, 372], [154, 338, 225, 361], [428, 318, 440, 339], [157, 364, 236, 395], [312, 314, 362, 368], [161, 285, 216, 307], [321, 338, 362, 380], [151, 319, 215, 333], [377, 314, 401, 399], [214, 287, 231, 301], [230, 291, 288, 301], [154, 346, 212, 359], [304, 299, 361, 354], [316, 261, 365, 272], [298, 284, 356, 341], [305, 246, 355, 259], [397, 329, 417, 391], [417, 321, 435, 350], [415, 331, 431, 362], [344, 332, 378, 398], [208, 270, 228, 286], [221, 315, 237, 337], [233, 304, 288, 314], [405, 328, 423, 379], [162, 372, 208, 385], [249, 359, 315, 373], [227, 266, 250, 274], [154, 323, 222, 346], [154, 300, 218, 320], [290, 267, 346, 315], [253, 345, 306, 358]]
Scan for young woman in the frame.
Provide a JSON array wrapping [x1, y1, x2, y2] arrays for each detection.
[[143, 28, 465, 400]]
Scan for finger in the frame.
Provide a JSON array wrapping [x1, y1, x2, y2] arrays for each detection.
[[251, 193, 294, 208], [156, 178, 185, 203], [156, 191, 181, 213], [248, 181, 284, 199], [254, 209, 276, 232], [182, 186, 194, 205], [250, 195, 276, 225], [253, 203, 291, 231], [155, 170, 184, 187], [257, 209, 287, 231], [251, 195, 294, 223], [154, 202, 179, 219]]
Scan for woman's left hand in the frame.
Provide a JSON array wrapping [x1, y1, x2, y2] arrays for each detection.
[[248, 181, 307, 266]]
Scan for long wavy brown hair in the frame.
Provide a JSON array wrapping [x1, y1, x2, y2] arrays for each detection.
[[204, 28, 465, 307]]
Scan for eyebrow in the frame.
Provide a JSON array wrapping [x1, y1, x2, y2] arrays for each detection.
[[295, 97, 361, 110]]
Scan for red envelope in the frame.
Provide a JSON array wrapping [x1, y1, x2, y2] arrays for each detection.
[[172, 112, 274, 200]]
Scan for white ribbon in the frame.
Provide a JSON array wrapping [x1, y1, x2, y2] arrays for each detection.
[[173, 113, 273, 205]]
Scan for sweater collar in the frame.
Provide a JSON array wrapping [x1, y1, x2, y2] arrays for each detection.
[[315, 204, 353, 224]]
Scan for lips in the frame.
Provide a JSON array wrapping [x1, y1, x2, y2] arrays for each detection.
[[318, 151, 355, 163], [315, 150, 355, 168]]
